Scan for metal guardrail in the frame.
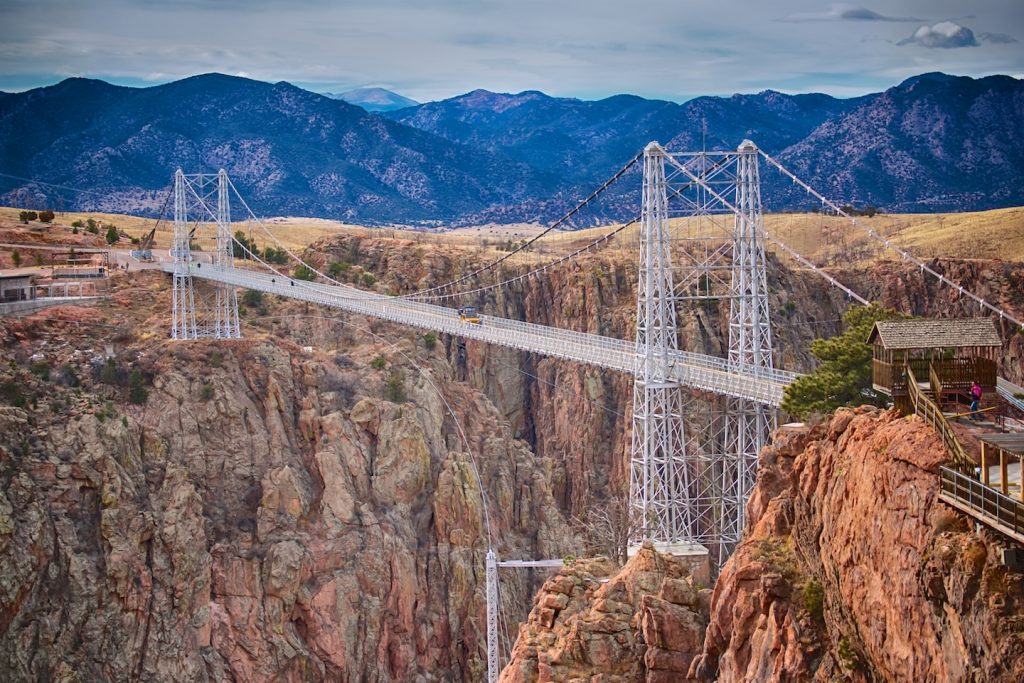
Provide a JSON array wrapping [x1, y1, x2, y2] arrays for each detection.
[[170, 264, 795, 406], [997, 377, 1024, 414], [939, 466, 1024, 544]]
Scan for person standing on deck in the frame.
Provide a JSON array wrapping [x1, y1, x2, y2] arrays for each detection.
[[969, 380, 983, 421]]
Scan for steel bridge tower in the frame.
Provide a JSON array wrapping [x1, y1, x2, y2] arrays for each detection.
[[171, 169, 241, 340], [629, 140, 775, 561], [629, 143, 701, 551], [722, 141, 776, 546]]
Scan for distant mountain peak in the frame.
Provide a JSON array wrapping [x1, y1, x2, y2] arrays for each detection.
[[323, 87, 418, 112]]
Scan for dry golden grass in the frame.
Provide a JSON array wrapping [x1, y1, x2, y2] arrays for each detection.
[[2, 205, 1021, 267]]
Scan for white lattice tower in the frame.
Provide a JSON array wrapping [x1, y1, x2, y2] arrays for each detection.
[[171, 169, 197, 339], [485, 549, 498, 683], [721, 140, 776, 551], [170, 168, 241, 340], [213, 169, 240, 338], [629, 142, 695, 545]]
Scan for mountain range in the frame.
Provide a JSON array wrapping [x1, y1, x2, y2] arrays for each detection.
[[322, 87, 419, 112], [0, 72, 1021, 225]]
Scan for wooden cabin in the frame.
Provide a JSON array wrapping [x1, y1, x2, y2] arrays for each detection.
[[868, 318, 1001, 413]]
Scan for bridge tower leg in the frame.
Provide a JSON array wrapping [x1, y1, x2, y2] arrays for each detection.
[[629, 143, 699, 549], [212, 169, 241, 338], [171, 169, 197, 340], [720, 140, 776, 556], [170, 169, 240, 340]]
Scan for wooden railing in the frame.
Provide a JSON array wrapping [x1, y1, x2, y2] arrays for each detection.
[[872, 359, 903, 392], [929, 358, 997, 394], [906, 364, 973, 474], [929, 363, 943, 399], [940, 467, 1024, 544]]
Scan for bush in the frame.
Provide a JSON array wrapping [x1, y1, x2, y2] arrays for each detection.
[[370, 355, 387, 370], [361, 272, 377, 287], [199, 382, 213, 401], [209, 350, 223, 368], [423, 331, 438, 351], [0, 381, 26, 408], [99, 358, 121, 385], [292, 264, 316, 281], [38, 210, 55, 223], [19, 211, 37, 223], [11, 250, 21, 268], [72, 227, 79, 234], [85, 218, 99, 234], [128, 368, 148, 405], [383, 372, 406, 403], [105, 225, 119, 244], [29, 361, 50, 380], [263, 246, 288, 265], [327, 261, 351, 278], [802, 578, 824, 622], [71, 219, 84, 228]]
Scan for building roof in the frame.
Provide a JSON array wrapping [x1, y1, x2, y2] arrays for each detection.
[[978, 434, 1024, 457], [867, 318, 1002, 350]]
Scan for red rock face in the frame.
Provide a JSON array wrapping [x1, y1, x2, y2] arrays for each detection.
[[0, 291, 577, 681], [692, 407, 1024, 682], [500, 545, 710, 683]]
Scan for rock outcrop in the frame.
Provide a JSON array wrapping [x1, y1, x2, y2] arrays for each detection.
[[500, 544, 710, 683], [691, 407, 1024, 682]]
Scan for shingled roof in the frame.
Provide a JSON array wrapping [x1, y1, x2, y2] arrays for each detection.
[[867, 318, 1002, 350]]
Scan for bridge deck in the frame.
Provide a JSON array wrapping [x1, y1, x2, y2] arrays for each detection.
[[169, 264, 795, 406]]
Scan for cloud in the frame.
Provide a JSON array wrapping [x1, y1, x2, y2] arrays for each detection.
[[979, 32, 1018, 44], [898, 22, 979, 49], [783, 6, 919, 23], [838, 8, 918, 22]]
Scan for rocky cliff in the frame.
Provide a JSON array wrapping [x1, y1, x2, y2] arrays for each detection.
[[690, 406, 1024, 682], [0, 272, 576, 681], [499, 407, 1024, 682]]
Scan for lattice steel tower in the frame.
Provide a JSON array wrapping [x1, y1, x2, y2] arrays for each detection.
[[722, 141, 776, 545], [629, 140, 776, 559], [629, 142, 696, 547], [170, 169, 241, 340]]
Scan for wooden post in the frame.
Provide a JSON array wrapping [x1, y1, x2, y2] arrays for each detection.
[[1000, 447, 1009, 497], [982, 443, 989, 486]]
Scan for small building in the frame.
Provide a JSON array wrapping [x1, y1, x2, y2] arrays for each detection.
[[868, 318, 1001, 412], [0, 270, 37, 302]]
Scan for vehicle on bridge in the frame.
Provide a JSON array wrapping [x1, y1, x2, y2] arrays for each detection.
[[458, 306, 481, 324]]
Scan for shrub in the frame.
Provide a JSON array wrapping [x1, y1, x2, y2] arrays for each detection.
[[370, 355, 387, 370], [19, 211, 37, 223], [209, 350, 223, 368], [802, 578, 824, 622], [29, 361, 50, 380], [105, 225, 119, 244], [72, 227, 79, 234], [71, 220, 84, 228], [384, 372, 406, 403], [241, 289, 264, 309], [85, 218, 99, 234], [292, 264, 316, 281], [128, 368, 148, 405], [38, 210, 55, 223], [423, 331, 438, 351], [0, 381, 26, 408], [327, 261, 351, 278], [199, 382, 213, 401], [99, 358, 121, 385], [11, 250, 21, 268], [361, 272, 377, 287]]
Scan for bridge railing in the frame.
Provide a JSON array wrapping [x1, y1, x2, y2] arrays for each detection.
[[906, 364, 973, 474], [939, 466, 1024, 544]]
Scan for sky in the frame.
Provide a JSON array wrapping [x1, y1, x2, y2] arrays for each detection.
[[0, 1, 1021, 102]]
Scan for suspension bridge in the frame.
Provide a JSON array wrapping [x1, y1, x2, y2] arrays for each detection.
[[157, 142, 1024, 682]]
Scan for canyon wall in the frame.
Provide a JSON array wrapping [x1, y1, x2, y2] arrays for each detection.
[[0, 274, 575, 681]]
